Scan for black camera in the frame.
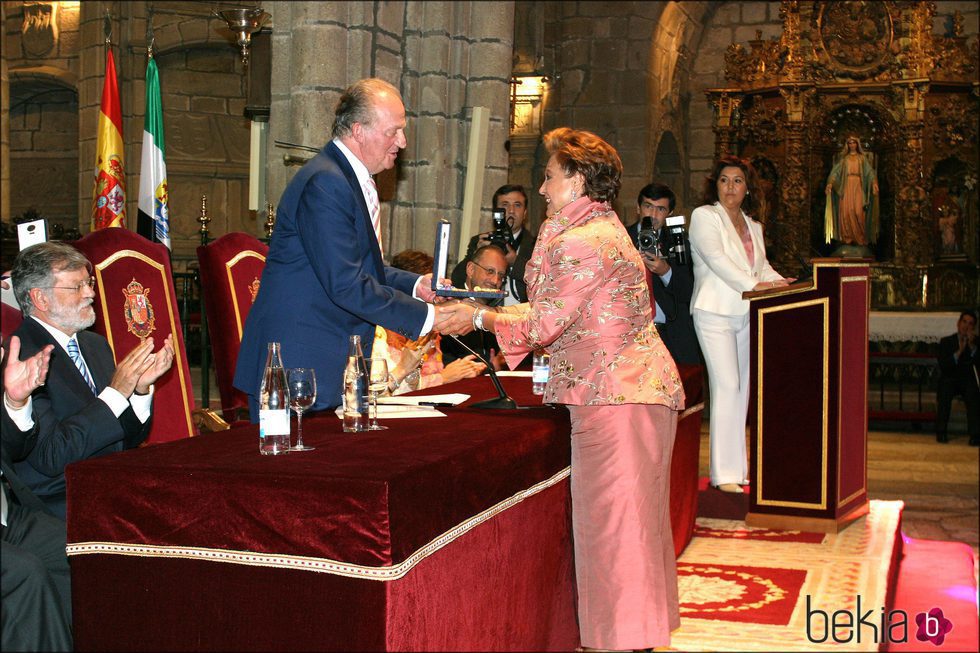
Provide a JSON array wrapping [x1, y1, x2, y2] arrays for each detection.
[[487, 208, 515, 251], [636, 217, 660, 255], [637, 215, 688, 266]]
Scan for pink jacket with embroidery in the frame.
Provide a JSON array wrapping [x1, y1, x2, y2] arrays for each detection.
[[494, 197, 685, 409]]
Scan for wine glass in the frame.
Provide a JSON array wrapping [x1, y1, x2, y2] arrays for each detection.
[[287, 368, 317, 451], [368, 357, 389, 431]]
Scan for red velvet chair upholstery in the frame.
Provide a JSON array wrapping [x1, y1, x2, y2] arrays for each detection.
[[671, 364, 705, 557], [196, 233, 268, 421], [74, 229, 197, 443], [2, 301, 24, 343]]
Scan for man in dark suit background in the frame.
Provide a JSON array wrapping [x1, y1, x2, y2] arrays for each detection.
[[234, 78, 454, 412], [452, 184, 536, 305], [2, 335, 71, 651], [936, 309, 978, 445], [9, 242, 174, 518], [443, 245, 508, 370], [631, 183, 701, 366]]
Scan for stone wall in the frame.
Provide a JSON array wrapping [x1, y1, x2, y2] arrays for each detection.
[[267, 1, 514, 262], [686, 2, 782, 205], [537, 1, 666, 223], [76, 1, 256, 264], [3, 0, 81, 230]]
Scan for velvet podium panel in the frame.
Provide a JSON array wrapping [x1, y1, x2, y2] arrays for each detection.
[[74, 229, 196, 443], [196, 233, 268, 419], [746, 260, 870, 532]]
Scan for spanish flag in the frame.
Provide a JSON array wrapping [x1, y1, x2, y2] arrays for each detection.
[[92, 46, 126, 230], [137, 56, 170, 249]]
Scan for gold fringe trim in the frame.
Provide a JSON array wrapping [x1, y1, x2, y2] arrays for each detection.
[[66, 466, 571, 581]]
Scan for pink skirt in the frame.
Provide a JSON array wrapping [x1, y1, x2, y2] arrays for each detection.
[[568, 403, 679, 650]]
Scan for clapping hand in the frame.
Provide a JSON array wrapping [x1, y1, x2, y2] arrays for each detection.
[[109, 338, 157, 397], [2, 336, 54, 408], [135, 334, 175, 394]]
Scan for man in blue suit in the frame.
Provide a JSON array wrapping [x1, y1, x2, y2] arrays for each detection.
[[234, 78, 453, 412]]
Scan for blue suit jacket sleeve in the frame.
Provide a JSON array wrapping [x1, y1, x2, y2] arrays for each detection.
[[295, 167, 427, 332]]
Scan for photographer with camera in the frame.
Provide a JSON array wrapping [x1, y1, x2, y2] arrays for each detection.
[[630, 183, 701, 366], [451, 185, 536, 304]]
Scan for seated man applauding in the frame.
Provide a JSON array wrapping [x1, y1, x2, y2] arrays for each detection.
[[9, 242, 174, 518]]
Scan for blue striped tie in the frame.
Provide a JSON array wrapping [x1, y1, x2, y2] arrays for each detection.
[[67, 338, 97, 394]]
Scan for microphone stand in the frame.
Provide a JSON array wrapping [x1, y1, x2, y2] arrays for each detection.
[[446, 334, 519, 409]]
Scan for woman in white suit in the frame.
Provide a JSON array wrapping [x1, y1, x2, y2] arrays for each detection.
[[689, 156, 794, 493]]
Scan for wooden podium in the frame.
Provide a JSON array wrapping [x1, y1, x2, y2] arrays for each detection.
[[744, 259, 870, 533]]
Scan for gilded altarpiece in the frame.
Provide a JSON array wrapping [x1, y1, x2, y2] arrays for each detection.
[[706, 1, 979, 310]]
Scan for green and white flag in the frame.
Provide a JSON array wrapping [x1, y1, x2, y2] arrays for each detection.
[[137, 56, 170, 249]]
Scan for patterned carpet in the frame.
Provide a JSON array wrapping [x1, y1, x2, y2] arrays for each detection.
[[669, 500, 903, 651]]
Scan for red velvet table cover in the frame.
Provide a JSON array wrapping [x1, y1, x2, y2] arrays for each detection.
[[67, 378, 567, 567], [65, 368, 703, 651]]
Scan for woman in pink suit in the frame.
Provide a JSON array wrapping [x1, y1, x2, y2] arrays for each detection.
[[688, 156, 793, 494], [449, 128, 685, 650]]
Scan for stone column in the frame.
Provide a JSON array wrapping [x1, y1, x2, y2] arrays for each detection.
[[267, 1, 514, 262]]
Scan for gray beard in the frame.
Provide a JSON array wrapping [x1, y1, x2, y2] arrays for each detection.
[[48, 305, 96, 335]]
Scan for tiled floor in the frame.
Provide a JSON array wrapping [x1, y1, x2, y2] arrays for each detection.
[[696, 425, 980, 557]]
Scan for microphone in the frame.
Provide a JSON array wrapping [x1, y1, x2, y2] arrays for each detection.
[[446, 334, 519, 409]]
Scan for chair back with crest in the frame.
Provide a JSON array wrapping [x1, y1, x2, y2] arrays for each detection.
[[74, 229, 197, 443], [197, 232, 268, 421]]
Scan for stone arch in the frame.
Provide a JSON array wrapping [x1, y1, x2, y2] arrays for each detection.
[[653, 130, 683, 208], [647, 1, 715, 210], [8, 70, 79, 228]]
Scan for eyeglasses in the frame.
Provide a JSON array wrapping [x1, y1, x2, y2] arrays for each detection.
[[470, 260, 507, 280], [40, 277, 96, 293]]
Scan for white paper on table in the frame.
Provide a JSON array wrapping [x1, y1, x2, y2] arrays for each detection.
[[494, 371, 533, 377], [377, 393, 470, 406], [333, 404, 446, 419]]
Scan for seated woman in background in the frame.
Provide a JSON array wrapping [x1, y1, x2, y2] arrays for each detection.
[[378, 250, 485, 395]]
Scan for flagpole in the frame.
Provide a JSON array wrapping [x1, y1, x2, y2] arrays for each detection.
[[137, 8, 171, 250], [91, 10, 126, 231]]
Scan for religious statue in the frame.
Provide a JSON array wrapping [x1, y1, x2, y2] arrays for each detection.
[[824, 136, 879, 246], [937, 200, 961, 256]]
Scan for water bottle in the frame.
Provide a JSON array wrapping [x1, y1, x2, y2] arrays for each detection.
[[343, 335, 369, 432], [259, 342, 290, 455], [532, 350, 551, 395]]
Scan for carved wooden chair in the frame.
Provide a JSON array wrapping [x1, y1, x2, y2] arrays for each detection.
[[74, 229, 204, 442], [197, 232, 269, 423]]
